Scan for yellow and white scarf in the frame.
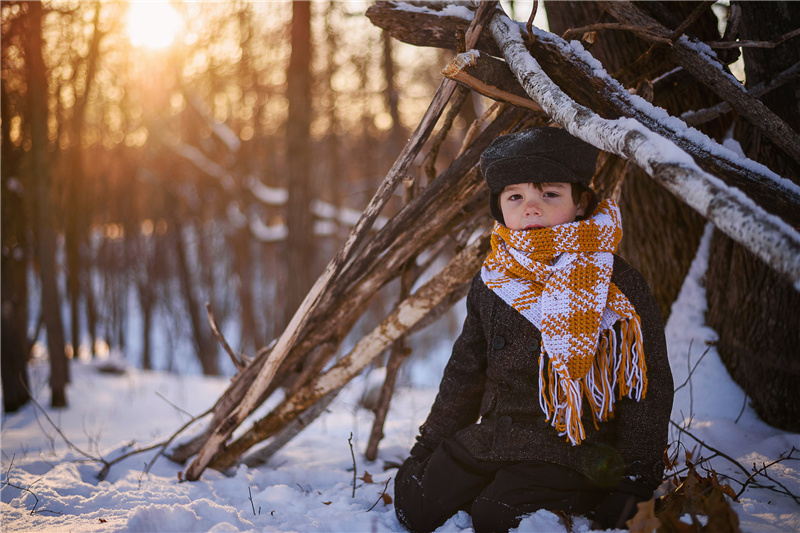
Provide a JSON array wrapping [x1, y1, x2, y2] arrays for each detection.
[[480, 199, 647, 445]]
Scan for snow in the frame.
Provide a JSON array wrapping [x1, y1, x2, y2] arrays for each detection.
[[3, 236, 800, 532]]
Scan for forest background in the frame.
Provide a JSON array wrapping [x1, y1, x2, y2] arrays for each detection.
[[2, 0, 532, 407]]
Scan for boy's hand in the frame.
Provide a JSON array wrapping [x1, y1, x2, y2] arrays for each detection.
[[410, 442, 434, 461]]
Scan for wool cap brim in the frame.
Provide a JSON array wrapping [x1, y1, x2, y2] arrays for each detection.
[[480, 128, 600, 224]]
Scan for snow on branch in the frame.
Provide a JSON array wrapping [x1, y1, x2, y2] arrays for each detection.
[[489, 14, 800, 290]]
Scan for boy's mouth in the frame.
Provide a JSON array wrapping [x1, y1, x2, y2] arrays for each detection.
[[524, 224, 544, 230]]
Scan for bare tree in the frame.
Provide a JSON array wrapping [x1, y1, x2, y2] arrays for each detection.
[[64, 2, 103, 360], [705, 0, 800, 432], [24, 1, 69, 407], [1, 32, 31, 410], [284, 1, 315, 328]]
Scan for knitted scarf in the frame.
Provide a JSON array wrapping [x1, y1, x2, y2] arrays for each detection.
[[480, 198, 647, 445]]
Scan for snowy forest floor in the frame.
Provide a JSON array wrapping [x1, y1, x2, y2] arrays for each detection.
[[2, 225, 799, 532]]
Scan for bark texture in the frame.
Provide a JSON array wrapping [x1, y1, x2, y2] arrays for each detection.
[[25, 2, 69, 408], [704, 1, 800, 432]]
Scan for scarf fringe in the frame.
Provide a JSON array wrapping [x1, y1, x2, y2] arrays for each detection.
[[539, 313, 647, 445]]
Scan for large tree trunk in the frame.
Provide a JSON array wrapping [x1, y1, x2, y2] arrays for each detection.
[[705, 1, 800, 432], [25, 1, 69, 408], [284, 1, 315, 329], [545, 1, 724, 320], [1, 78, 31, 412]]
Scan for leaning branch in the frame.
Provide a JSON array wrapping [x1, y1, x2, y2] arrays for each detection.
[[681, 60, 800, 126], [208, 229, 492, 471], [182, 2, 502, 481]]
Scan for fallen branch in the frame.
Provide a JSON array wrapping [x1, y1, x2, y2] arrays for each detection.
[[682, 60, 800, 126], [668, 0, 716, 43], [206, 303, 249, 372], [349, 432, 357, 498], [366, 477, 393, 512], [442, 50, 544, 113], [599, 0, 800, 167], [208, 228, 492, 471], [705, 27, 800, 49]]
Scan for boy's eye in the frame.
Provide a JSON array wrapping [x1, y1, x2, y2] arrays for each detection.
[[507, 194, 522, 201], [543, 191, 559, 198]]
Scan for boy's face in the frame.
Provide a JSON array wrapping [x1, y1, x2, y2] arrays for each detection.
[[499, 182, 588, 231]]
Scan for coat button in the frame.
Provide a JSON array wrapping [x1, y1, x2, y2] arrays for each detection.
[[499, 415, 512, 427], [527, 338, 540, 352], [498, 382, 510, 392], [491, 335, 505, 349], [537, 416, 549, 428]]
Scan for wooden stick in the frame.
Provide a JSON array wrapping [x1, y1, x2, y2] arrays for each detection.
[[705, 27, 800, 49], [682, 60, 800, 126], [443, 51, 544, 113]]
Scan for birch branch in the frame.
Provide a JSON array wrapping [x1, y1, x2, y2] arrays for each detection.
[[489, 13, 800, 289]]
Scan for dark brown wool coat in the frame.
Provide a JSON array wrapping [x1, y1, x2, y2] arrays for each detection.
[[414, 255, 673, 491]]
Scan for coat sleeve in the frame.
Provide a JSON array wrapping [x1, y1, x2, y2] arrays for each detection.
[[610, 260, 674, 490], [413, 274, 489, 458]]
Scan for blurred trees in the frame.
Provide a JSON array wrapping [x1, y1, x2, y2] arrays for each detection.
[[0, 0, 455, 406], [284, 1, 314, 328]]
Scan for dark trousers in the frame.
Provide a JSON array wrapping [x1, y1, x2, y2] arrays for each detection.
[[394, 438, 639, 533]]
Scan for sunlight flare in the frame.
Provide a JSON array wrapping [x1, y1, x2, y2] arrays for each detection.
[[126, 1, 183, 49]]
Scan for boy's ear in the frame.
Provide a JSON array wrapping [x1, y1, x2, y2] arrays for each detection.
[[576, 190, 592, 217]]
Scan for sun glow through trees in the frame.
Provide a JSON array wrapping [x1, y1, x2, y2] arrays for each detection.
[[125, 1, 184, 49]]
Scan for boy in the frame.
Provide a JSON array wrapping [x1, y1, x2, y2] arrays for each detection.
[[394, 127, 673, 533]]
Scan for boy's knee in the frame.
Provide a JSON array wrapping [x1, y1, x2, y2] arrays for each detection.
[[394, 456, 442, 533], [470, 496, 523, 533]]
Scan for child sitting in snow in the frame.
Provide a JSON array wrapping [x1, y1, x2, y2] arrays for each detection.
[[394, 127, 674, 533]]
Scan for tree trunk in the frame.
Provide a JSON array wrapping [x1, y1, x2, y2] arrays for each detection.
[[173, 216, 219, 376], [284, 0, 315, 329], [545, 0, 722, 320], [705, 1, 800, 432], [1, 78, 31, 412], [65, 2, 102, 361], [25, 1, 69, 408]]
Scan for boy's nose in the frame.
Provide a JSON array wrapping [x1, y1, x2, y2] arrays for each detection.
[[524, 198, 541, 215]]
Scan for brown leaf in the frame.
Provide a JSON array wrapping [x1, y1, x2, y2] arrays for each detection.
[[381, 492, 392, 505], [553, 510, 573, 532], [359, 471, 374, 484], [322, 501, 332, 505], [99, 518, 107, 523], [626, 498, 661, 533]]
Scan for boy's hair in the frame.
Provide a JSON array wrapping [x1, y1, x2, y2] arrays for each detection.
[[480, 127, 599, 225]]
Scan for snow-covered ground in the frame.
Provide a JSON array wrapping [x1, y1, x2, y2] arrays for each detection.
[[2, 225, 799, 532]]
